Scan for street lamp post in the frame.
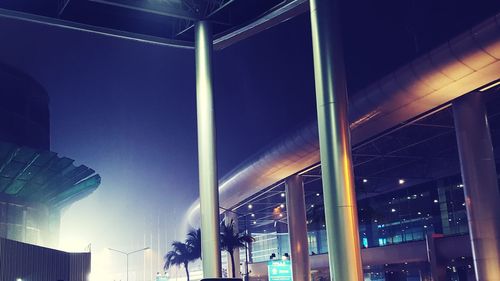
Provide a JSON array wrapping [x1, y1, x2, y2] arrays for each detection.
[[108, 247, 150, 281]]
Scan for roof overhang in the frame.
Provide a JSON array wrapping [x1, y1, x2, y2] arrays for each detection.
[[185, 12, 500, 227]]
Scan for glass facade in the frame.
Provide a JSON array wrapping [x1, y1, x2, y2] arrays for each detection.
[[244, 174, 470, 258], [228, 91, 500, 281], [0, 200, 50, 245]]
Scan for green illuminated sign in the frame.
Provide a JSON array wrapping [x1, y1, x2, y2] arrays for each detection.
[[268, 260, 292, 281]]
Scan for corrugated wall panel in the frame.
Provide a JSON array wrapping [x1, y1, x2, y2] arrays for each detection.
[[0, 237, 90, 281]]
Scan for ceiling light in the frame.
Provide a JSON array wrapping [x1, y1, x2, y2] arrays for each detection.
[[248, 204, 253, 209], [398, 179, 405, 185], [478, 80, 500, 92], [363, 179, 368, 183], [281, 193, 285, 197]]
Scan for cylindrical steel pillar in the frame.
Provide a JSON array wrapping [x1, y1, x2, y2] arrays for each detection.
[[452, 92, 500, 281], [308, 0, 363, 280], [195, 20, 222, 278], [224, 212, 241, 278], [285, 175, 311, 281]]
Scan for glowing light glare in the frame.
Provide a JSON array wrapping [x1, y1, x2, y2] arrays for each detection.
[[363, 179, 368, 183], [16, 279, 22, 281], [281, 193, 285, 197], [248, 204, 253, 209], [434, 199, 439, 203], [398, 179, 405, 185], [391, 208, 396, 213], [316, 193, 320, 197], [251, 213, 255, 217], [280, 204, 285, 208], [479, 80, 500, 92]]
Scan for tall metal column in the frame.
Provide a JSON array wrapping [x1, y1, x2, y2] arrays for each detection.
[[308, 0, 363, 280], [452, 92, 500, 281], [285, 175, 311, 281], [224, 212, 241, 278], [195, 20, 222, 278]]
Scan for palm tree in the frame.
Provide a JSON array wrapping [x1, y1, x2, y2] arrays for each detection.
[[220, 220, 255, 278], [186, 228, 202, 260], [164, 241, 193, 281]]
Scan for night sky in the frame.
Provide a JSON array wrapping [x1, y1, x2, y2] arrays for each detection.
[[0, 0, 497, 277]]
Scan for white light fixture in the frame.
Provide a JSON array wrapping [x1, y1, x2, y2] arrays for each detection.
[[433, 199, 438, 203], [248, 204, 253, 209], [478, 80, 500, 92], [398, 179, 405, 185], [363, 179, 368, 183], [280, 204, 285, 208], [391, 208, 396, 213], [316, 193, 320, 197], [251, 213, 255, 217], [311, 204, 315, 208], [281, 193, 285, 197]]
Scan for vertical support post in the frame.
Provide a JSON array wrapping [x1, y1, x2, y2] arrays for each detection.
[[452, 92, 500, 281], [195, 20, 222, 278], [224, 212, 241, 278], [426, 233, 447, 281], [308, 0, 363, 280], [285, 175, 311, 281]]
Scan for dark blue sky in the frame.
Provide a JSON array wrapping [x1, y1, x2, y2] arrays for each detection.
[[0, 10, 319, 276]]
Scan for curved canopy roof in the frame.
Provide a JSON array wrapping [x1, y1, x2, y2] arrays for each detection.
[[0, 141, 101, 209], [186, 12, 500, 226]]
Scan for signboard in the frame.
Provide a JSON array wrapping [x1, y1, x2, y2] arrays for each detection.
[[267, 260, 292, 281]]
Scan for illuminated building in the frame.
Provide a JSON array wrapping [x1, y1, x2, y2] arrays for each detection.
[[185, 13, 500, 281], [0, 62, 100, 248]]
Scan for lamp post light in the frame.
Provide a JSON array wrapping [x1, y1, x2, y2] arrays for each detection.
[[108, 247, 150, 281]]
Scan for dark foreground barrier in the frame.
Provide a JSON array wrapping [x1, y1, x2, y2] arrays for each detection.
[[201, 279, 243, 281]]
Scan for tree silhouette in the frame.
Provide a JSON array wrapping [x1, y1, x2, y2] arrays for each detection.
[[164, 241, 194, 281], [220, 220, 254, 278]]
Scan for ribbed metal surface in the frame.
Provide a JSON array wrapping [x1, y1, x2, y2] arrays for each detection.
[[0, 237, 90, 281], [0, 141, 101, 209], [186, 12, 500, 226]]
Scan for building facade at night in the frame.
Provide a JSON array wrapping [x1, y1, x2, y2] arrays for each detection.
[[0, 0, 497, 280], [186, 13, 500, 281], [0, 62, 101, 248]]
